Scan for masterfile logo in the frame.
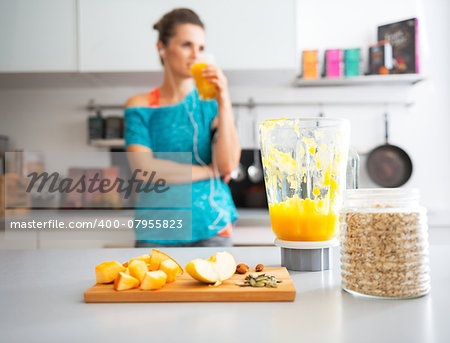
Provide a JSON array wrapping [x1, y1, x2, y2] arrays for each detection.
[[26, 168, 170, 200], [3, 151, 194, 241], [4, 151, 192, 209]]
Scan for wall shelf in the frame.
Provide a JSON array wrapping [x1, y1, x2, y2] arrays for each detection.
[[294, 74, 424, 87], [85, 74, 425, 122]]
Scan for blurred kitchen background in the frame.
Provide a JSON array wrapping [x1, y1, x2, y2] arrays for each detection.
[[1, 0, 449, 249]]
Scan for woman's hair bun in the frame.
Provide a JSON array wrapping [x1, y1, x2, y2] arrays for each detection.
[[153, 8, 204, 46]]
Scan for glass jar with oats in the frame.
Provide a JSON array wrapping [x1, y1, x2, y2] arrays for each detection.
[[340, 188, 430, 299]]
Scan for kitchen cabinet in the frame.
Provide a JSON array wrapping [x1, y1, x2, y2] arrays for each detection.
[[0, 0, 296, 73], [78, 0, 296, 72], [0, 0, 77, 72]]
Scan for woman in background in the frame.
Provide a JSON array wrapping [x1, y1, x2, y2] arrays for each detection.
[[124, 8, 240, 247]]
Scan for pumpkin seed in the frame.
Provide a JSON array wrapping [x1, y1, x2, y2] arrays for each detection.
[[236, 273, 281, 288]]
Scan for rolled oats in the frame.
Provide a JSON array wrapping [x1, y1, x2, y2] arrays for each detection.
[[340, 189, 430, 299]]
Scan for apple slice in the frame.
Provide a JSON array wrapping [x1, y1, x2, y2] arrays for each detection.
[[185, 251, 236, 286], [140, 270, 167, 290], [95, 261, 126, 284], [185, 259, 218, 283], [148, 249, 183, 274], [114, 272, 139, 291], [128, 260, 147, 283], [207, 252, 237, 282], [160, 259, 182, 283]]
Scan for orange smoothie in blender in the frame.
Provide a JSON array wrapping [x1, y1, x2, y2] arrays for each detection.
[[269, 197, 339, 241], [259, 118, 349, 243], [268, 170, 340, 241]]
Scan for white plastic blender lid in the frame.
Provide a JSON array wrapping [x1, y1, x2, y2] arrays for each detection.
[[274, 238, 339, 249]]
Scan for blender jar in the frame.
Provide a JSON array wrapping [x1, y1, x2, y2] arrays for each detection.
[[259, 118, 351, 270]]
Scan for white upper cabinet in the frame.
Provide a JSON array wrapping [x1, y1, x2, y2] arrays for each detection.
[[78, 0, 297, 72], [200, 0, 297, 70], [0, 0, 77, 72]]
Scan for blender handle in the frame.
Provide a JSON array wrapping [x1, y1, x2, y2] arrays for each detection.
[[346, 148, 360, 189]]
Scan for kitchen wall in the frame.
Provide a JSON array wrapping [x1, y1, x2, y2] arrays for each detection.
[[233, 0, 450, 221], [0, 0, 449, 221]]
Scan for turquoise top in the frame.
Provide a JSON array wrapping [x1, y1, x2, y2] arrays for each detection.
[[124, 89, 238, 244]]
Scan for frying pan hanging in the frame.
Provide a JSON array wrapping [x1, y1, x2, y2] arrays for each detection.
[[366, 112, 413, 188]]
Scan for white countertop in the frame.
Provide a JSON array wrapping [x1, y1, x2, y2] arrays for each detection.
[[0, 244, 449, 343]]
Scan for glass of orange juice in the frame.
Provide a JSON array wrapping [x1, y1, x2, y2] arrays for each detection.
[[190, 55, 218, 100], [259, 118, 351, 242]]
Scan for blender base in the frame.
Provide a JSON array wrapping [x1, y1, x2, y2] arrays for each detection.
[[275, 238, 339, 272]]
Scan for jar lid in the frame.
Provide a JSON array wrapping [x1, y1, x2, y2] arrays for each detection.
[[343, 188, 421, 208], [345, 188, 419, 200]]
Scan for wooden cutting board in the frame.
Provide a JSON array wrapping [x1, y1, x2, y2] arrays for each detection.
[[84, 267, 296, 302]]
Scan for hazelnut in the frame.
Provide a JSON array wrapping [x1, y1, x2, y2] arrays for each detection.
[[236, 263, 249, 274], [255, 264, 264, 272]]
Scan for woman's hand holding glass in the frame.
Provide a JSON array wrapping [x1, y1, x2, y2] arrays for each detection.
[[200, 64, 230, 104]]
